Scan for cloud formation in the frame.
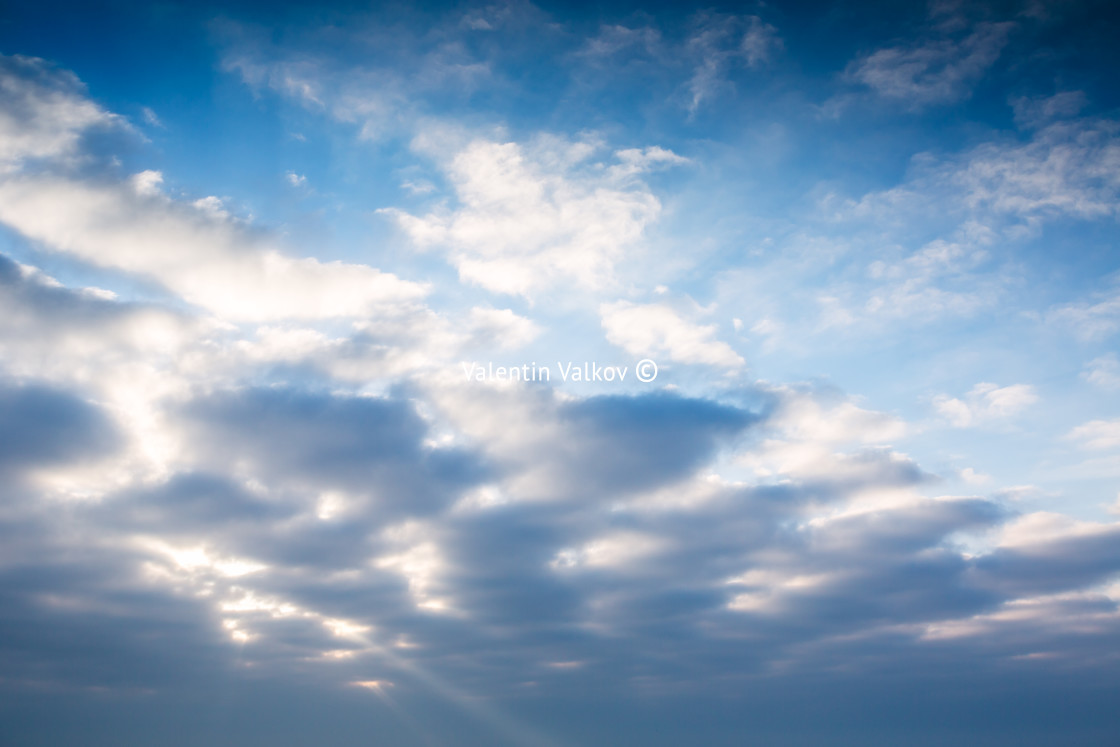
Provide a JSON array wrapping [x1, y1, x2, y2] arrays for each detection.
[[385, 135, 673, 296], [1, 5, 1119, 745], [847, 21, 1013, 107]]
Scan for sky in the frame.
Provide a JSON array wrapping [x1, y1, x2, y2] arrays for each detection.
[[1, 0, 1119, 744]]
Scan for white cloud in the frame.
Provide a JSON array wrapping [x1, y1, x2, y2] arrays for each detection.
[[600, 300, 744, 368], [1067, 419, 1120, 451], [1083, 354, 1120, 389], [954, 118, 1120, 220], [609, 146, 689, 179], [551, 531, 666, 572], [285, 171, 307, 187], [384, 136, 674, 296], [130, 169, 165, 196], [1046, 291, 1120, 341], [737, 386, 911, 485], [467, 307, 541, 349], [0, 174, 427, 322], [933, 382, 1038, 428], [0, 53, 123, 170], [994, 511, 1117, 548]]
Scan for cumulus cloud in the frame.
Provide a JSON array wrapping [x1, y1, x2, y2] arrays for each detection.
[[0, 174, 427, 322], [600, 300, 744, 368], [384, 135, 674, 296], [426, 382, 754, 503], [0, 253, 199, 381], [4, 337, 1120, 729], [4, 20, 1120, 746], [736, 386, 918, 488], [0, 59, 431, 325], [0, 53, 123, 170]]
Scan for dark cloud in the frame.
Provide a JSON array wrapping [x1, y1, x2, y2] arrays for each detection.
[[972, 524, 1120, 596], [180, 387, 488, 517], [0, 381, 119, 473], [555, 391, 757, 496]]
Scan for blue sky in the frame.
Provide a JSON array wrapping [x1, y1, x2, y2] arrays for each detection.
[[1, 1, 1120, 744]]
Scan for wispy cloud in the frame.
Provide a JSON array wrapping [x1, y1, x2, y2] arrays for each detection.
[[846, 21, 1014, 108]]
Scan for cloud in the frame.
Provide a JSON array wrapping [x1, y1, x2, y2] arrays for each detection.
[[0, 382, 119, 476], [1046, 290, 1120, 341], [609, 146, 690, 179], [954, 118, 1120, 221], [0, 174, 427, 322], [466, 307, 541, 349], [578, 24, 662, 61], [844, 114, 1120, 230], [140, 106, 163, 128], [812, 111, 1120, 334], [4, 360, 1120, 729], [1083, 354, 1120, 389], [179, 387, 486, 518], [1067, 418, 1120, 451], [736, 386, 918, 487], [218, 16, 495, 143], [685, 14, 781, 113], [859, 234, 999, 322], [1011, 90, 1088, 129], [384, 135, 673, 296], [847, 22, 1013, 107], [0, 53, 123, 170], [0, 253, 199, 382], [933, 382, 1038, 427], [600, 300, 744, 368], [4, 18, 1120, 745], [427, 383, 756, 503]]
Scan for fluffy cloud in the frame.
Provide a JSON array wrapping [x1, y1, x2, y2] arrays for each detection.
[[0, 54, 122, 170], [0, 59, 428, 325], [3, 16, 1120, 746], [385, 135, 672, 297], [600, 300, 744, 368], [0, 174, 427, 322]]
